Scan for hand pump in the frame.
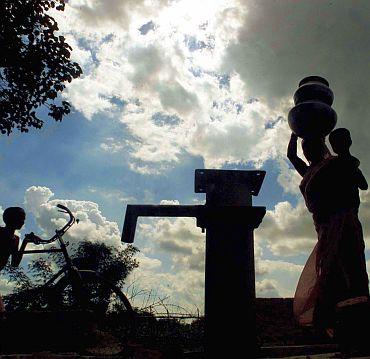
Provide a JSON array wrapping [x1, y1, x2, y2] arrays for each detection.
[[122, 169, 266, 357]]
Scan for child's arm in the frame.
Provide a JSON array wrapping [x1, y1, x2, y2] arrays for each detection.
[[11, 233, 44, 267], [10, 235, 23, 267], [0, 255, 9, 271]]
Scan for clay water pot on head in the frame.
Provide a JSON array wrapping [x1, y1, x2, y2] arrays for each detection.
[[288, 76, 337, 139]]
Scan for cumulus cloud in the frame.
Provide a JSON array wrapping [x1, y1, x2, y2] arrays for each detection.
[[19, 188, 204, 312], [133, 207, 309, 306], [256, 279, 280, 298], [130, 216, 205, 311], [87, 186, 137, 204], [49, 0, 370, 200], [256, 259, 303, 297], [51, 0, 294, 174], [127, 45, 165, 88], [100, 137, 126, 153], [17, 188, 331, 307], [277, 157, 302, 195], [24, 186, 122, 247], [224, 0, 370, 176], [0, 277, 15, 296], [160, 200, 180, 205], [359, 190, 370, 248], [0, 206, 4, 226], [17, 184, 370, 309], [257, 200, 316, 257], [14, 0, 370, 307], [139, 217, 204, 270], [253, 189, 370, 293], [126, 268, 204, 314], [67, 0, 170, 30], [157, 81, 200, 114]]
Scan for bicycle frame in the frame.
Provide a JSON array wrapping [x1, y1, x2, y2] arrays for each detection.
[[21, 204, 78, 277], [19, 205, 95, 306], [41, 266, 98, 289], [42, 265, 70, 288], [15, 204, 135, 331], [15, 205, 136, 342]]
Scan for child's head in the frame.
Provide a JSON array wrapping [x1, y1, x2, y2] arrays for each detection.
[[329, 128, 352, 154], [3, 207, 25, 230]]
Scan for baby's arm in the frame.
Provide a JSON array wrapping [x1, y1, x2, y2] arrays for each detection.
[[348, 155, 368, 190], [356, 168, 368, 190], [339, 155, 367, 190]]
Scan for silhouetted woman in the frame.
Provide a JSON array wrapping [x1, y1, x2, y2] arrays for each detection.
[[287, 133, 369, 338]]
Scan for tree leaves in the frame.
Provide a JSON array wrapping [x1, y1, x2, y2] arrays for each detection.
[[0, 0, 82, 134]]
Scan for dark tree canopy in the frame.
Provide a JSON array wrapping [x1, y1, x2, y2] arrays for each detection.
[[0, 0, 82, 135]]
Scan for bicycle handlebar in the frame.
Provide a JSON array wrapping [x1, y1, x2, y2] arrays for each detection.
[[57, 204, 74, 220], [57, 203, 70, 213], [25, 204, 77, 246]]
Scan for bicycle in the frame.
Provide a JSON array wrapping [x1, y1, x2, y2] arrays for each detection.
[[12, 204, 135, 345]]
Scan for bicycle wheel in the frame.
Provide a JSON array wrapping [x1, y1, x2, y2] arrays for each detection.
[[51, 270, 136, 345]]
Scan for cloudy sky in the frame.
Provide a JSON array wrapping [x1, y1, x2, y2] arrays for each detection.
[[1, 0, 370, 314]]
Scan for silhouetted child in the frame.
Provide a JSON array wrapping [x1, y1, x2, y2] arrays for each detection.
[[0, 207, 26, 311], [329, 128, 368, 210]]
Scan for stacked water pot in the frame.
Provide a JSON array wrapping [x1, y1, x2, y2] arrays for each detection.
[[288, 76, 337, 139]]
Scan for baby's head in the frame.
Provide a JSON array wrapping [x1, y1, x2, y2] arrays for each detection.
[[3, 207, 25, 230], [329, 128, 352, 155]]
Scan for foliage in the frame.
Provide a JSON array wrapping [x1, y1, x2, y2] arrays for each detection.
[[0, 0, 82, 134], [3, 259, 53, 311], [3, 242, 139, 311], [134, 314, 204, 354], [62, 241, 139, 289]]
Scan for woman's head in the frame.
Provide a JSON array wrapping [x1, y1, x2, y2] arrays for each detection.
[[3, 207, 25, 230], [301, 137, 329, 164]]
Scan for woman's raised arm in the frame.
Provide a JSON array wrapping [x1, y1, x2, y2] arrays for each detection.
[[287, 133, 308, 177]]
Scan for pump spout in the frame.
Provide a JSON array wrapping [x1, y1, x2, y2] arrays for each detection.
[[122, 205, 138, 244], [122, 204, 202, 243]]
